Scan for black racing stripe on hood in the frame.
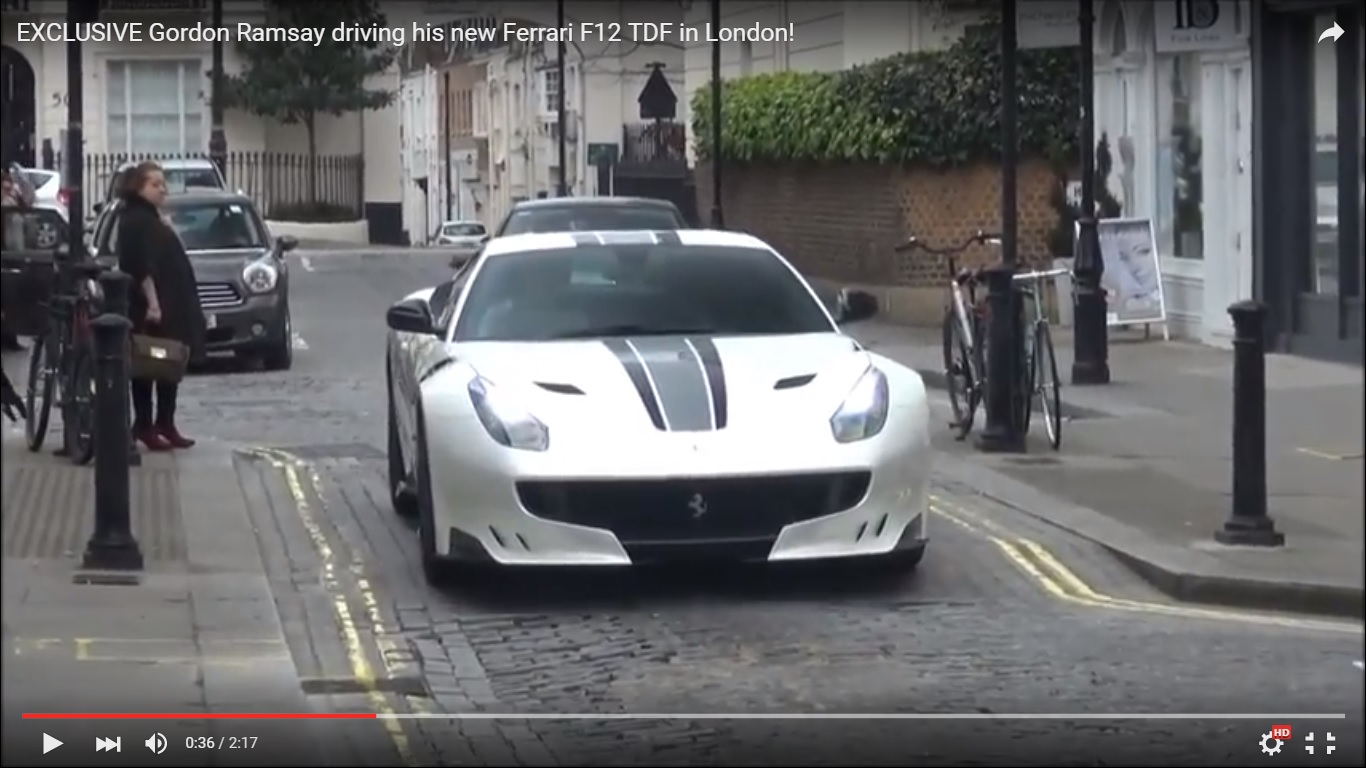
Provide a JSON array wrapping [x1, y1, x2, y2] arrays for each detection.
[[688, 337, 728, 429], [602, 338, 668, 431]]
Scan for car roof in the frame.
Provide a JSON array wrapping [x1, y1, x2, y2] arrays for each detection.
[[509, 196, 678, 212], [108, 189, 250, 206], [481, 229, 769, 257], [116, 158, 221, 172]]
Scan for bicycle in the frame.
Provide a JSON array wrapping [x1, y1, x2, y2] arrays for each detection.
[[896, 230, 1001, 440], [1011, 267, 1069, 450], [24, 255, 106, 465]]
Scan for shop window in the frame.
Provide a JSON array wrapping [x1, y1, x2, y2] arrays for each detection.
[[1155, 53, 1204, 261], [1309, 10, 1338, 295]]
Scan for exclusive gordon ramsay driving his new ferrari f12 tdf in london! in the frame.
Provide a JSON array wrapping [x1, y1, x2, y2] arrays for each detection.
[[384, 229, 933, 583]]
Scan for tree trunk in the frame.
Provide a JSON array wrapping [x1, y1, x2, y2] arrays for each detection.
[[305, 112, 318, 205]]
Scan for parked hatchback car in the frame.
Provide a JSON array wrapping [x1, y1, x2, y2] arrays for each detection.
[[92, 190, 296, 369], [16, 168, 69, 219], [88, 157, 229, 234], [435, 220, 487, 265]]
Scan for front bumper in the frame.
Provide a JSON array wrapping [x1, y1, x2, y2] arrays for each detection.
[[202, 292, 285, 352], [425, 415, 931, 566]]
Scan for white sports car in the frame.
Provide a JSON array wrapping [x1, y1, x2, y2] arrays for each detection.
[[384, 229, 933, 583]]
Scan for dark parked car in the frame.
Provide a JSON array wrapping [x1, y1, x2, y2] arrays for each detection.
[[91, 190, 297, 369], [452, 196, 689, 267]]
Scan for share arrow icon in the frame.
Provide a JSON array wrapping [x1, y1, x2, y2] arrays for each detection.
[[1319, 22, 1344, 43]]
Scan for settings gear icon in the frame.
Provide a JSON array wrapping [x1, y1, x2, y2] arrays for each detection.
[[1260, 732, 1283, 756]]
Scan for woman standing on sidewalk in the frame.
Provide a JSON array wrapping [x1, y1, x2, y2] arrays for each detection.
[[118, 161, 206, 451]]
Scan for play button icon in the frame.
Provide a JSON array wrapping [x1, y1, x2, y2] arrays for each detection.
[[42, 733, 63, 754]]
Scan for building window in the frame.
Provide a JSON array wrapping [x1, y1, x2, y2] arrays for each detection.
[[106, 59, 203, 155], [473, 81, 488, 136], [1309, 10, 1338, 295], [540, 67, 560, 116], [1155, 53, 1203, 261]]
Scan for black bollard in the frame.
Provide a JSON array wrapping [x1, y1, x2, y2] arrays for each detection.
[[1214, 300, 1284, 547], [97, 270, 141, 467], [975, 264, 1026, 453], [82, 313, 144, 571]]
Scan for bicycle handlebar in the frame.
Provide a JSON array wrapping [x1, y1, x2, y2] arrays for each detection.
[[894, 230, 1003, 255]]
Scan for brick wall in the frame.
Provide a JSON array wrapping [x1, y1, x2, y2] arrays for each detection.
[[694, 160, 1060, 324]]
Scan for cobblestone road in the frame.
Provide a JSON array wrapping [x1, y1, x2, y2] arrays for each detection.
[[178, 251, 1364, 766]]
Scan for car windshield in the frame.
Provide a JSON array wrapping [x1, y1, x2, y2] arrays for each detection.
[[443, 223, 484, 237], [165, 167, 224, 192], [453, 243, 834, 341], [167, 201, 265, 250], [498, 205, 684, 236]]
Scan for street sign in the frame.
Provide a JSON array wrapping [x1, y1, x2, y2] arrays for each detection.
[[1017, 1, 1080, 49], [587, 143, 619, 168], [637, 67, 677, 121]]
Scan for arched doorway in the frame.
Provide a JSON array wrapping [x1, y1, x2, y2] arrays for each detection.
[[1, 46, 37, 168]]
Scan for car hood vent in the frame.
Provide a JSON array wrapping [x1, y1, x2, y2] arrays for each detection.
[[773, 373, 816, 390], [535, 381, 585, 395]]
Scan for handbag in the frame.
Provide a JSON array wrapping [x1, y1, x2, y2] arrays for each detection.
[[129, 333, 190, 383]]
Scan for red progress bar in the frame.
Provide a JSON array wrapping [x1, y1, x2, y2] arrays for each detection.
[[22, 713, 377, 720]]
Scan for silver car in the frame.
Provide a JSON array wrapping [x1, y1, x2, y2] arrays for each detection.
[[436, 220, 488, 266]]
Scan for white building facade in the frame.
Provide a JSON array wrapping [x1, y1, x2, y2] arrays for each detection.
[[2, 0, 402, 239], [680, 0, 1262, 348], [397, 1, 685, 239]]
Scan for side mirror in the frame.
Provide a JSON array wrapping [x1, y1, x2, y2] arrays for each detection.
[[277, 235, 299, 253], [478, 234, 491, 244], [836, 288, 879, 324], [93, 202, 104, 214], [386, 297, 438, 335]]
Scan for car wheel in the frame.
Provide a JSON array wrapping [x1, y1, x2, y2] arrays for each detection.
[[414, 404, 448, 586], [387, 357, 418, 517], [261, 304, 293, 371]]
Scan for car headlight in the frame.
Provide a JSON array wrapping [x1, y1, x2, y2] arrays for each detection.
[[829, 366, 890, 443], [242, 258, 278, 294], [468, 376, 549, 451]]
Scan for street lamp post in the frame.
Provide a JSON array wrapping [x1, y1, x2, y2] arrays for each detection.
[[708, 0, 724, 229], [208, 0, 228, 176], [975, 0, 1026, 454], [63, 2, 87, 264], [556, 0, 569, 197], [1071, 0, 1111, 385]]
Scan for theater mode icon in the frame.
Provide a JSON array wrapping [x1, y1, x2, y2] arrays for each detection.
[[95, 736, 121, 753]]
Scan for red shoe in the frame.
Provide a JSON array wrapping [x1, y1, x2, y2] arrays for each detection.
[[159, 425, 196, 449], [135, 426, 174, 452]]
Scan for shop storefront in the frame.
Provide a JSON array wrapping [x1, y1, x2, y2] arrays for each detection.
[[1254, 0, 1363, 362]]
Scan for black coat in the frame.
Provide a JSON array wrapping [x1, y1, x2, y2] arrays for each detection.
[[117, 195, 206, 356]]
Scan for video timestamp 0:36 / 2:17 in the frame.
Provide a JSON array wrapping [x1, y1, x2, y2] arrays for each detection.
[[185, 736, 259, 749]]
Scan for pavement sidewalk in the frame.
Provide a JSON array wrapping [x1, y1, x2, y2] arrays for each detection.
[[852, 318, 1365, 619], [0, 424, 339, 765]]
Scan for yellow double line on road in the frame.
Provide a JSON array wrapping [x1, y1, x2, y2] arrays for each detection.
[[247, 448, 420, 766], [929, 495, 1361, 635]]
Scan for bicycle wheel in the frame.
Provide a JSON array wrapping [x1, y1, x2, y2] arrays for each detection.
[[23, 333, 57, 452], [63, 342, 97, 466], [1033, 321, 1063, 450], [941, 307, 981, 440]]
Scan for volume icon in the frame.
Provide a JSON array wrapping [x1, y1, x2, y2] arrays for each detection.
[[145, 733, 168, 755], [96, 736, 121, 753]]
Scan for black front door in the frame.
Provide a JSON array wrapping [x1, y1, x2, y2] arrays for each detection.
[[1, 46, 37, 168], [1256, 2, 1364, 363]]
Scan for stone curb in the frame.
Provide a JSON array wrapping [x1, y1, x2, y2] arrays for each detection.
[[934, 451, 1366, 621]]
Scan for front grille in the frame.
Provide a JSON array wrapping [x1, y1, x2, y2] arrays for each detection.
[[197, 282, 243, 309], [517, 472, 871, 551]]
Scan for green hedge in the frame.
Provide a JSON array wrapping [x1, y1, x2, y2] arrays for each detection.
[[690, 27, 1080, 167]]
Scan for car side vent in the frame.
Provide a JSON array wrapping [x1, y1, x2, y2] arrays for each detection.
[[773, 374, 816, 390], [536, 381, 585, 395]]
